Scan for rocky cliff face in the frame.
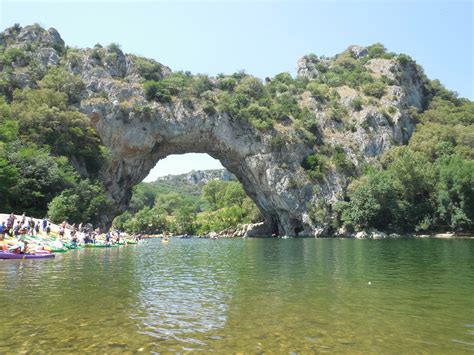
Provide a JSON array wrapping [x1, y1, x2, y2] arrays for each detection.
[[155, 169, 236, 186], [0, 25, 430, 236]]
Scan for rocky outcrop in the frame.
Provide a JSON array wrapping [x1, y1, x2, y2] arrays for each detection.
[[0, 25, 430, 236], [205, 222, 273, 238], [155, 169, 236, 186]]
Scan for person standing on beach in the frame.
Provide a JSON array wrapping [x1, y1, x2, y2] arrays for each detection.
[[42, 217, 48, 232], [0, 222, 5, 241], [7, 213, 16, 230], [13, 221, 20, 237], [29, 218, 35, 236], [22, 218, 29, 233]]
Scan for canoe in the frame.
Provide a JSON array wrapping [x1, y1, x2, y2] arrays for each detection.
[[32, 250, 52, 255], [84, 244, 117, 248], [63, 243, 80, 249], [0, 251, 55, 260], [50, 248, 68, 253]]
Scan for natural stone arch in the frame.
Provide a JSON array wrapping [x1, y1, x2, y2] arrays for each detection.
[[72, 45, 423, 237], [85, 102, 314, 236]]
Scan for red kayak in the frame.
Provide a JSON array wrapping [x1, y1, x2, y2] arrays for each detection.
[[0, 251, 55, 260]]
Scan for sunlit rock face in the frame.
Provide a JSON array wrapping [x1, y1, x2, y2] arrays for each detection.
[[1, 25, 428, 236], [82, 100, 313, 236]]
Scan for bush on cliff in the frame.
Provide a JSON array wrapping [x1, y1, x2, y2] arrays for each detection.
[[39, 67, 85, 104], [0, 77, 108, 220], [144, 80, 172, 103], [341, 92, 474, 233], [362, 81, 386, 98], [132, 56, 165, 81]]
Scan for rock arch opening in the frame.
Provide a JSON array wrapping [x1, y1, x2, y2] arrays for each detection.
[[143, 153, 224, 183], [125, 152, 265, 235]]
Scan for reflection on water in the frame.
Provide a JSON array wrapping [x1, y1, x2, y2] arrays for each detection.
[[0, 238, 473, 352], [133, 241, 238, 348]]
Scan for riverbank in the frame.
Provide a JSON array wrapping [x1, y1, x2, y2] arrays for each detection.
[[204, 223, 473, 239], [336, 229, 474, 240], [3, 213, 470, 241], [136, 229, 474, 240]]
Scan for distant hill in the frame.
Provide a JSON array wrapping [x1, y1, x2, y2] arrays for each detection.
[[148, 169, 236, 196]]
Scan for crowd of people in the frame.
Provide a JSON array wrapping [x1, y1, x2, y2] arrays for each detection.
[[0, 213, 52, 241], [0, 212, 143, 246]]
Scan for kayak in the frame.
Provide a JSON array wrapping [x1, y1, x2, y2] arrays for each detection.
[[84, 244, 117, 248], [0, 251, 55, 260], [49, 248, 68, 253], [63, 242, 80, 249]]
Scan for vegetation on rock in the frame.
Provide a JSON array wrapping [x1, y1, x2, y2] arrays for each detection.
[[335, 90, 473, 233], [0, 40, 109, 223]]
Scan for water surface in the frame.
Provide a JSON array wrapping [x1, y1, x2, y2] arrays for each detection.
[[1, 238, 473, 353]]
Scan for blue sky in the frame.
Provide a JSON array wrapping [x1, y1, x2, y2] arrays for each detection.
[[1, 0, 472, 180]]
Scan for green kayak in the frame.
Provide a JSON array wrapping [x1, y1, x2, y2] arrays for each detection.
[[84, 244, 117, 248], [51, 248, 68, 253], [62, 242, 81, 250]]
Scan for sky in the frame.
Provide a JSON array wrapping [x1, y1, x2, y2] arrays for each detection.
[[1, 0, 472, 180]]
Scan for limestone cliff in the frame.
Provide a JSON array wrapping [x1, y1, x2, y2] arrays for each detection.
[[155, 169, 236, 187], [0, 24, 432, 236]]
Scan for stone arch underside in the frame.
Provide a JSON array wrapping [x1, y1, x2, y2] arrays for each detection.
[[89, 104, 314, 236]]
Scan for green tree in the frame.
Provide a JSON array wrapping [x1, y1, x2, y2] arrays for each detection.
[[344, 170, 401, 230], [202, 180, 228, 210], [434, 155, 474, 230], [39, 67, 85, 104], [172, 204, 197, 234], [7, 144, 77, 216], [0, 157, 21, 210], [48, 179, 112, 225], [155, 192, 188, 215], [11, 88, 105, 174]]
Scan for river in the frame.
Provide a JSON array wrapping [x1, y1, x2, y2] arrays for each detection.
[[1, 238, 473, 353]]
